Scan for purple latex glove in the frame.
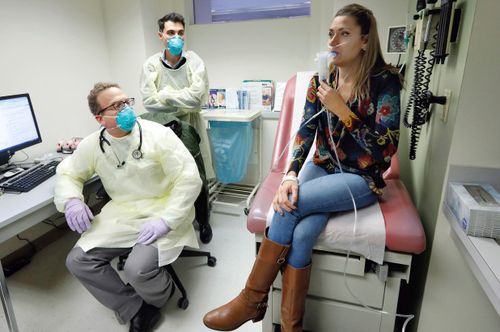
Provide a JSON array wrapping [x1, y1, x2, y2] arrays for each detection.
[[64, 198, 94, 234], [137, 219, 171, 245]]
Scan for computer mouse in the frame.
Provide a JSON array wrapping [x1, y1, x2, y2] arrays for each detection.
[[4, 167, 24, 178]]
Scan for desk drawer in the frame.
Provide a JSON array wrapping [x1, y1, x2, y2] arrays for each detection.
[[272, 290, 382, 332]]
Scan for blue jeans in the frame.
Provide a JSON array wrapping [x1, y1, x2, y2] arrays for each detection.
[[267, 161, 377, 268]]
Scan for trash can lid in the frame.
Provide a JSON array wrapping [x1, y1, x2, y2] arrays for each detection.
[[202, 109, 261, 122]]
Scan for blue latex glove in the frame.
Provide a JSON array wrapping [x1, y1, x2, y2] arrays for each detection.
[[64, 198, 94, 234], [137, 219, 171, 245]]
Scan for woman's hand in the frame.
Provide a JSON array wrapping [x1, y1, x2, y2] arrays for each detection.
[[317, 81, 350, 119], [272, 179, 299, 215]]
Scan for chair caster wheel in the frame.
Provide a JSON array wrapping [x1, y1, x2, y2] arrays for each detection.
[[199, 224, 213, 244], [177, 297, 189, 310], [207, 256, 217, 267]]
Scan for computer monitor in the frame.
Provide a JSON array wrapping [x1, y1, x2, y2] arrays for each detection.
[[0, 93, 42, 167]]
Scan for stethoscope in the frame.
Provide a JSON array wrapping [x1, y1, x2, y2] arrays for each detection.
[[99, 121, 143, 168]]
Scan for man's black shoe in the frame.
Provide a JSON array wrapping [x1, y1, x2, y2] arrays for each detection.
[[129, 301, 161, 332], [199, 223, 213, 244]]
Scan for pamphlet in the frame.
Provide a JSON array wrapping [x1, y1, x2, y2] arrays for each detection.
[[272, 81, 287, 112], [225, 88, 239, 109], [242, 80, 274, 112], [208, 89, 218, 109], [216, 89, 226, 109]]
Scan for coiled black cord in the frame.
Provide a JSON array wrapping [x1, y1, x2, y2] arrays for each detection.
[[403, 49, 426, 160], [403, 24, 438, 160], [422, 27, 437, 121]]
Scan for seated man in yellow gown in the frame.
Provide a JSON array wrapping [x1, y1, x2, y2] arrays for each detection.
[[54, 82, 202, 332]]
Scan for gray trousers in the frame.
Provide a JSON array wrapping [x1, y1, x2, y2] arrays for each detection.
[[66, 245, 173, 324]]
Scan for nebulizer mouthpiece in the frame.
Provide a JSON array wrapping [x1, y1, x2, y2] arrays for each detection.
[[316, 51, 337, 82]]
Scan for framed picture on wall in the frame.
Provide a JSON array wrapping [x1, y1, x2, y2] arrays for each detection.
[[387, 25, 406, 54]]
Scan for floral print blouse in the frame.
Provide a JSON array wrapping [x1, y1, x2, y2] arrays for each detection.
[[288, 69, 402, 194]]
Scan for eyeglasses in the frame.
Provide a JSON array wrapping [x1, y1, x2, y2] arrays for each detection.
[[98, 98, 135, 114]]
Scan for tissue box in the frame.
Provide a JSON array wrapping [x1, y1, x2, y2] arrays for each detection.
[[446, 182, 500, 239]]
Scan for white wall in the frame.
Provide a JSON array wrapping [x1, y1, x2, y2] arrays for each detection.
[[447, 4, 500, 168], [417, 0, 500, 330], [140, 0, 166, 57], [189, 16, 312, 88], [102, 0, 149, 114], [163, 0, 408, 89], [0, 0, 112, 257], [0, 0, 111, 157]]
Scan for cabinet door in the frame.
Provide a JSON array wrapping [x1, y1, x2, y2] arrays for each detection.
[[272, 291, 382, 332], [273, 255, 385, 308]]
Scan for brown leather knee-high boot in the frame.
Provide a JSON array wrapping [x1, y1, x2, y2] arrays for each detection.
[[280, 264, 312, 332], [203, 231, 289, 331]]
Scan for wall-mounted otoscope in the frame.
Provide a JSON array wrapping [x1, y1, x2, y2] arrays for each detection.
[[404, 0, 461, 160]]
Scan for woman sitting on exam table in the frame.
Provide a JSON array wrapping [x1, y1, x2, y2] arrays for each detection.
[[203, 4, 403, 331]]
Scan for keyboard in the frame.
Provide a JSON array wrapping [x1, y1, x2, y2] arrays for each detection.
[[0, 160, 61, 192]]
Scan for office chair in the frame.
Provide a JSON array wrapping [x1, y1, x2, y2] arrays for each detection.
[[117, 248, 216, 309], [93, 185, 217, 310]]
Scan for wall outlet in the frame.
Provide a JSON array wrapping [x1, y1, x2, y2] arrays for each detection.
[[440, 89, 452, 122]]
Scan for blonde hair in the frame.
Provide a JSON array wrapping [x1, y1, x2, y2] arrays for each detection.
[[334, 4, 401, 100]]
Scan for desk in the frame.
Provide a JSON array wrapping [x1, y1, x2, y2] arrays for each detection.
[[0, 177, 58, 331], [0, 175, 99, 332]]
